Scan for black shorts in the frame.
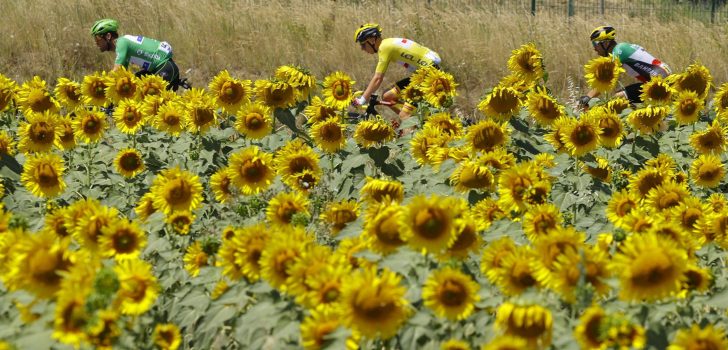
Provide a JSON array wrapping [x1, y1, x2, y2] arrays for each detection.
[[621, 83, 643, 104], [134, 59, 181, 91]]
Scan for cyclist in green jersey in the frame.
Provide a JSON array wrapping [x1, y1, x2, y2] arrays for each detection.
[[91, 19, 183, 90], [352, 23, 442, 124], [580, 26, 671, 108]]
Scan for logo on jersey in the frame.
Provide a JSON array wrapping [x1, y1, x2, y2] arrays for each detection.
[[158, 41, 172, 54], [136, 49, 161, 61], [135, 35, 144, 43], [400, 52, 431, 67]]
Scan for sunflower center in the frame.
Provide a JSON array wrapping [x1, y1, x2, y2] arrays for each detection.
[[699, 163, 721, 181], [220, 81, 244, 104], [93, 82, 106, 97], [511, 260, 536, 288], [125, 278, 149, 302], [682, 208, 702, 228], [193, 108, 215, 127], [29, 121, 54, 143], [490, 90, 520, 114], [166, 179, 192, 205], [459, 166, 492, 189], [414, 208, 447, 239], [584, 314, 604, 345], [219, 177, 232, 194], [112, 230, 137, 253], [245, 113, 264, 130], [322, 285, 340, 303], [289, 157, 314, 174], [277, 202, 299, 223], [630, 250, 675, 287], [28, 90, 54, 112], [248, 246, 263, 267], [360, 123, 391, 142], [158, 330, 177, 346], [60, 300, 87, 331], [599, 117, 620, 138], [354, 297, 397, 322], [331, 81, 350, 100], [647, 84, 670, 101], [637, 173, 664, 197], [440, 280, 467, 306], [241, 159, 266, 182], [680, 76, 708, 96], [84, 117, 102, 134], [116, 78, 135, 96], [508, 313, 548, 338], [124, 110, 140, 124], [36, 163, 60, 187], [376, 215, 405, 246], [273, 250, 296, 278], [572, 124, 596, 146], [194, 252, 208, 267], [534, 214, 557, 236], [595, 62, 616, 82], [473, 126, 504, 151], [615, 200, 635, 217], [121, 154, 141, 171], [163, 113, 180, 127], [657, 191, 681, 210], [321, 124, 342, 142], [680, 101, 697, 116]]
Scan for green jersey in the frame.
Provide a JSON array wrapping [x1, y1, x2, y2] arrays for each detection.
[[114, 35, 173, 72], [612, 42, 671, 83]]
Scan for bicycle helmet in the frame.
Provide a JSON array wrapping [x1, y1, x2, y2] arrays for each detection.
[[590, 26, 616, 42], [354, 23, 382, 43], [91, 19, 119, 36]]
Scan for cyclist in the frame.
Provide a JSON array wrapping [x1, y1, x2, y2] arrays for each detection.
[[580, 26, 671, 108], [91, 19, 183, 90], [352, 23, 442, 124]]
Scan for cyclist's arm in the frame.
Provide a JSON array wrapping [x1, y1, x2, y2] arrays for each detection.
[[361, 72, 384, 101], [113, 37, 130, 71]]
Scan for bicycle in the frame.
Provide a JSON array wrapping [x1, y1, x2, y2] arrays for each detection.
[[346, 93, 396, 123]]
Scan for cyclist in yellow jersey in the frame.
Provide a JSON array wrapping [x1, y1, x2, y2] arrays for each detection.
[[352, 23, 441, 123]]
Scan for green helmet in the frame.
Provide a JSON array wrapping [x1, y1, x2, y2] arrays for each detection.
[[90, 19, 118, 36]]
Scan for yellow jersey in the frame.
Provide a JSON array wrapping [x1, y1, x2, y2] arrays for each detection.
[[375, 38, 441, 74]]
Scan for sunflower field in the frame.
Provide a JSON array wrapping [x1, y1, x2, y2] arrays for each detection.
[[1, 43, 728, 350]]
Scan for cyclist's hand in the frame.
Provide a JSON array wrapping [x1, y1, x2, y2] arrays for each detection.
[[352, 96, 366, 107], [578, 95, 591, 109]]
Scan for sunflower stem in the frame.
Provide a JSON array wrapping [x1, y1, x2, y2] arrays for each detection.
[[85, 142, 95, 190]]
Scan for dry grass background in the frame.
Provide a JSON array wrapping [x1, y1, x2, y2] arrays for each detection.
[[2, 0, 728, 112]]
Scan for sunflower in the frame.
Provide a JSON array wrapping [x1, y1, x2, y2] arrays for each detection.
[[341, 267, 410, 339], [99, 218, 147, 259], [134, 192, 157, 222], [112, 99, 145, 134], [266, 191, 310, 226], [114, 259, 159, 315], [17, 110, 58, 154], [495, 302, 552, 348], [694, 210, 728, 246], [0, 131, 16, 156], [668, 324, 728, 350], [507, 43, 544, 82], [138, 74, 168, 99], [227, 146, 275, 195], [543, 117, 571, 153], [583, 55, 625, 93], [627, 105, 667, 134], [42, 207, 71, 238], [255, 79, 297, 109], [421, 68, 458, 108], [56, 116, 76, 151], [547, 247, 611, 303], [150, 167, 204, 214], [629, 165, 671, 199], [275, 139, 322, 191], [114, 148, 145, 178], [87, 309, 121, 349], [640, 76, 674, 106], [286, 245, 333, 302], [321, 71, 355, 110], [73, 109, 108, 143], [496, 162, 540, 212], [81, 71, 109, 107], [304, 96, 338, 124], [466, 119, 510, 152], [522, 203, 562, 242], [182, 241, 209, 277], [105, 67, 138, 103], [16, 76, 60, 114], [500, 73, 537, 96], [400, 195, 458, 253], [410, 125, 450, 166], [714, 83, 728, 120], [605, 96, 631, 114], [672, 90, 704, 125], [3, 231, 74, 298], [72, 204, 118, 252], [439, 213, 482, 260], [300, 308, 355, 350], [573, 305, 608, 350], [690, 154, 724, 188], [53, 292, 89, 347], [234, 102, 272, 139], [153, 102, 189, 136], [478, 86, 522, 122], [675, 63, 712, 99], [363, 202, 411, 255], [302, 263, 350, 310], [0, 73, 17, 112], [690, 120, 727, 155], [353, 116, 395, 147], [490, 245, 540, 296], [276, 65, 317, 98], [583, 157, 612, 183], [561, 113, 600, 157], [21, 152, 65, 198], [424, 112, 463, 137], [531, 225, 585, 274], [481, 336, 528, 350], [360, 177, 404, 204], [610, 232, 688, 301], [152, 323, 181, 350], [643, 181, 690, 213], [596, 109, 625, 148], [708, 193, 728, 214], [449, 158, 494, 193], [210, 167, 235, 203], [229, 224, 270, 282], [669, 197, 709, 233], [320, 200, 359, 235], [311, 117, 346, 153], [208, 70, 252, 113], [679, 264, 712, 297], [54, 78, 83, 110], [422, 267, 479, 321], [141, 89, 178, 118], [183, 88, 218, 134], [527, 87, 564, 126], [167, 210, 195, 234], [259, 227, 309, 290]]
